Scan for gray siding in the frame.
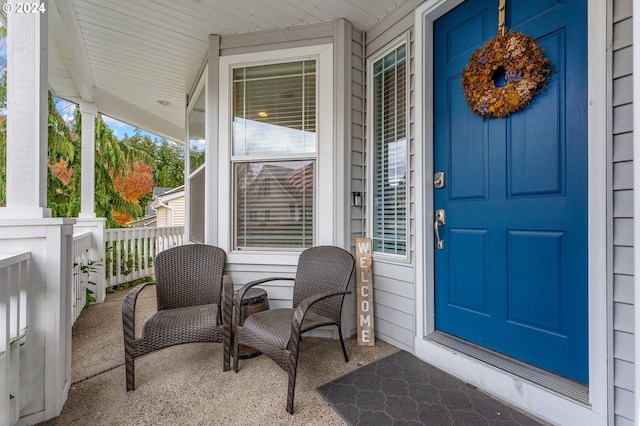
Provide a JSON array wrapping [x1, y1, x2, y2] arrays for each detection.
[[361, 0, 424, 352], [612, 0, 634, 424], [219, 22, 334, 56], [346, 26, 366, 335]]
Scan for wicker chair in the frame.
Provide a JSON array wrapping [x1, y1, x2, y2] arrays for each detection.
[[232, 245, 355, 414], [122, 244, 232, 391]]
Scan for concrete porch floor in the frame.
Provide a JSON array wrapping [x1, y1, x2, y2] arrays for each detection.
[[38, 285, 547, 425], [39, 285, 398, 425]]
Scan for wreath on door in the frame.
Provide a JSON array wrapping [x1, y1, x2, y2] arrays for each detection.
[[461, 31, 551, 118], [461, 0, 551, 118]]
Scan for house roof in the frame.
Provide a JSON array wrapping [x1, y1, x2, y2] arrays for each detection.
[[18, 0, 409, 144], [150, 185, 186, 210], [159, 185, 185, 197]]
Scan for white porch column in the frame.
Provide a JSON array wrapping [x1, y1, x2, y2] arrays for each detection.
[[79, 101, 97, 218], [0, 0, 50, 219], [77, 102, 104, 302], [0, 3, 75, 423]]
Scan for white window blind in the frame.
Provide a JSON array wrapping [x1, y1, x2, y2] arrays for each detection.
[[372, 44, 407, 255], [232, 60, 316, 250]]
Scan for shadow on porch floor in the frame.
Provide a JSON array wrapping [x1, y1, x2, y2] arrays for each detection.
[[39, 286, 548, 425]]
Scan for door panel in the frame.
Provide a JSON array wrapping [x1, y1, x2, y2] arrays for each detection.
[[449, 77, 488, 200], [449, 229, 489, 314], [433, 0, 587, 383], [507, 230, 564, 333], [508, 30, 564, 197]]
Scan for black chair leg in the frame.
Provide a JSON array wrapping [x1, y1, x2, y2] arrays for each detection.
[[232, 332, 240, 372], [337, 327, 349, 363], [125, 356, 135, 391], [286, 356, 300, 414]]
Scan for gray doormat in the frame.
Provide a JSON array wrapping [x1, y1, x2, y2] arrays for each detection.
[[317, 350, 547, 425]]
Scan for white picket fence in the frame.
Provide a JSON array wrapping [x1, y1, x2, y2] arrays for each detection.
[[0, 252, 31, 426], [104, 226, 185, 288], [72, 232, 93, 324]]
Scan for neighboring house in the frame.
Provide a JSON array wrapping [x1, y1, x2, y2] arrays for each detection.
[[0, 1, 636, 425], [126, 215, 157, 228], [237, 164, 312, 248], [126, 187, 173, 227], [150, 186, 185, 227]]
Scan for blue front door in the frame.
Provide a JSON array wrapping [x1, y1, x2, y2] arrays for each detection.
[[433, 0, 588, 383]]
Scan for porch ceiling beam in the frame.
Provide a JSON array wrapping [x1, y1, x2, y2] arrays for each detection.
[[93, 87, 184, 144], [50, 0, 95, 102]]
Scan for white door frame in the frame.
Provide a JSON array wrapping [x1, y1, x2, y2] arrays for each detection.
[[413, 0, 608, 424]]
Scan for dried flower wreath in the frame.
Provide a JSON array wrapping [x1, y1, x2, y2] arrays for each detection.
[[461, 31, 551, 118]]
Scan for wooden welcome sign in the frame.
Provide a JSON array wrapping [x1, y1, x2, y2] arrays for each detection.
[[356, 238, 374, 346]]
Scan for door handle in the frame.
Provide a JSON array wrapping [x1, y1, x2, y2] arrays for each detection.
[[434, 209, 446, 250]]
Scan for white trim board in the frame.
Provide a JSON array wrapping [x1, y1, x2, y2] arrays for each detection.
[[413, 0, 609, 424]]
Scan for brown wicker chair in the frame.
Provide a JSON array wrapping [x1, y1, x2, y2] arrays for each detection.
[[122, 244, 232, 391], [232, 245, 355, 414]]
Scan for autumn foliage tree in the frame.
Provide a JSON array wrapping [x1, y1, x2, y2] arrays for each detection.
[[43, 105, 153, 227], [112, 161, 155, 225], [0, 27, 180, 225]]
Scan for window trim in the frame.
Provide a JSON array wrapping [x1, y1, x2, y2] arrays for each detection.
[[366, 34, 411, 262], [186, 68, 208, 243], [187, 71, 208, 179], [218, 44, 334, 265]]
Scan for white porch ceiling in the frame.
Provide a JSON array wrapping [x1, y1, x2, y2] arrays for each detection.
[[42, 0, 409, 143]]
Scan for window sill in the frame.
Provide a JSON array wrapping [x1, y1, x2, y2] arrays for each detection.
[[227, 251, 302, 266], [371, 252, 411, 266]]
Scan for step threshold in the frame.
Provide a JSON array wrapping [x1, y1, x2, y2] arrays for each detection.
[[427, 331, 590, 406]]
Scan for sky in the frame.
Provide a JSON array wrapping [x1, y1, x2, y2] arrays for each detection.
[[0, 22, 164, 143], [55, 97, 166, 142]]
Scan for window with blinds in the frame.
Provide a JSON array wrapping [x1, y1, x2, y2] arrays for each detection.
[[372, 44, 407, 256], [232, 60, 316, 250]]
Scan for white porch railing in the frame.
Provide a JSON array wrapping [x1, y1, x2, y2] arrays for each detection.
[[72, 232, 93, 324], [0, 252, 31, 426], [104, 226, 185, 289]]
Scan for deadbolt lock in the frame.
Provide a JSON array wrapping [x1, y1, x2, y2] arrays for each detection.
[[434, 171, 446, 189]]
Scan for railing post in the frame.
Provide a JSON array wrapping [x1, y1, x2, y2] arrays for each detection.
[[1, 262, 9, 425], [73, 219, 106, 304], [0, 220, 74, 425]]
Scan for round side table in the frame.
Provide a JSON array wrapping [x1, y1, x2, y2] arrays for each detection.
[[238, 287, 270, 359]]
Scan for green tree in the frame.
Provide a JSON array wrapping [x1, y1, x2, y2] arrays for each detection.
[[154, 139, 185, 188], [0, 27, 183, 220], [47, 93, 76, 216], [74, 111, 151, 227], [0, 26, 7, 206], [122, 133, 185, 189], [0, 114, 5, 207]]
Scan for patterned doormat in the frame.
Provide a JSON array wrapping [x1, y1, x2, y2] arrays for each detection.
[[317, 350, 547, 425]]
